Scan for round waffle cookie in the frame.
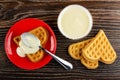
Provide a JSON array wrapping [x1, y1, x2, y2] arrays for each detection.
[[81, 56, 98, 69], [13, 26, 48, 62], [68, 39, 91, 60]]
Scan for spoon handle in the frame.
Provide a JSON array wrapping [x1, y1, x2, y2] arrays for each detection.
[[39, 46, 73, 70]]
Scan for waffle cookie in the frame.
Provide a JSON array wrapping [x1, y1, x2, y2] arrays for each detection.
[[13, 26, 48, 62], [68, 38, 99, 69], [26, 49, 44, 62], [82, 30, 117, 64], [68, 39, 92, 60], [81, 57, 98, 69], [68, 30, 117, 69]]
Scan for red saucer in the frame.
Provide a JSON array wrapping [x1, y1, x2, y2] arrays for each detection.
[[5, 18, 57, 70]]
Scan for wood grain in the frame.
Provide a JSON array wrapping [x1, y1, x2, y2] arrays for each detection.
[[0, 0, 120, 79]]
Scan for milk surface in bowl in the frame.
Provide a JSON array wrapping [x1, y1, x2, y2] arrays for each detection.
[[57, 4, 93, 39]]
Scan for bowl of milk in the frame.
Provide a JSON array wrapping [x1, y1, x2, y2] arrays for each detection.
[[57, 4, 93, 40]]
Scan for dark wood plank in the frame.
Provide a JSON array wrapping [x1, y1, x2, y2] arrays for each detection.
[[0, 0, 120, 79]]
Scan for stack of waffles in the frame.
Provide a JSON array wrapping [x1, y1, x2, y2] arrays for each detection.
[[68, 30, 117, 69]]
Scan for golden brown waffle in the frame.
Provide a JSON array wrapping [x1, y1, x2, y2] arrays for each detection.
[[26, 49, 44, 63], [13, 36, 20, 46], [29, 27, 48, 46], [81, 57, 98, 69], [68, 38, 99, 69], [82, 30, 117, 64], [68, 39, 92, 60], [13, 26, 48, 62], [68, 30, 117, 69]]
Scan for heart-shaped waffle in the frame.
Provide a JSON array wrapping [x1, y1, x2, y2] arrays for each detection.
[[82, 30, 117, 63], [13, 26, 48, 62], [68, 39, 91, 60], [81, 56, 98, 69], [68, 30, 117, 69]]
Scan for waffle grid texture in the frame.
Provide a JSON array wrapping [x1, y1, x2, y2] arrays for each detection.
[[68, 30, 117, 69], [13, 27, 48, 62]]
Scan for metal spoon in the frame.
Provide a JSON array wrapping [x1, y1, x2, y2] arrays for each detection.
[[21, 32, 73, 70]]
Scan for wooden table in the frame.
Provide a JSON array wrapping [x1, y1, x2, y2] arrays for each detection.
[[0, 0, 120, 79]]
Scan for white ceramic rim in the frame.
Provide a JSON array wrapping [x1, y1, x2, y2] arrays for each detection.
[[57, 4, 93, 40]]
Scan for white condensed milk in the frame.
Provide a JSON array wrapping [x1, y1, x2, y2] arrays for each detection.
[[57, 5, 93, 39], [16, 35, 40, 57]]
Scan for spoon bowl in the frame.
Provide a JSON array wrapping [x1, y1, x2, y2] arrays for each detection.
[[21, 33, 40, 48]]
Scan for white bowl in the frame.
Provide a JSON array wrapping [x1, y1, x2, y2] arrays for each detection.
[[57, 4, 93, 40]]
